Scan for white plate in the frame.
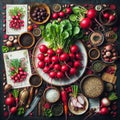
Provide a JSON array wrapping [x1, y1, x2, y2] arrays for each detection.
[[3, 50, 32, 88], [32, 38, 88, 86], [6, 4, 28, 35]]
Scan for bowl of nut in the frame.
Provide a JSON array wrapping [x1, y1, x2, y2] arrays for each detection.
[[30, 3, 50, 24], [101, 43, 118, 63]]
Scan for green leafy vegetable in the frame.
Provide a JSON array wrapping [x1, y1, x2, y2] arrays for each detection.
[[69, 6, 87, 23], [17, 107, 24, 116], [2, 46, 9, 53], [12, 89, 19, 98], [108, 92, 118, 101], [43, 109, 53, 117], [41, 19, 83, 52]]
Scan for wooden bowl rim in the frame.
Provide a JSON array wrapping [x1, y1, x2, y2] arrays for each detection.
[[80, 74, 104, 98], [29, 73, 43, 88], [30, 3, 50, 24], [88, 47, 100, 60], [18, 32, 35, 49]]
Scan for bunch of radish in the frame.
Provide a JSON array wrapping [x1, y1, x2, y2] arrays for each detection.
[[4, 93, 18, 116], [80, 8, 104, 31], [9, 13, 24, 30], [37, 44, 83, 80], [103, 12, 116, 23], [52, 7, 72, 19], [10, 67, 27, 83]]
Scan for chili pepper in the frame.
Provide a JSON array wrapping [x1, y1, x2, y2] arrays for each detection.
[[61, 87, 68, 120]]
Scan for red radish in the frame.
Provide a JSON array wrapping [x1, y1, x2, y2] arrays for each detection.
[[49, 71, 56, 78], [4, 111, 9, 117], [70, 67, 77, 75], [10, 67, 15, 71], [80, 17, 92, 29], [74, 61, 82, 68], [54, 64, 61, 71], [43, 66, 50, 73], [47, 48, 55, 56], [10, 106, 17, 114], [19, 71, 24, 75], [4, 34, 8, 39], [76, 53, 82, 60], [38, 61, 45, 68], [59, 11, 65, 18], [37, 53, 45, 61], [69, 53, 75, 59], [5, 93, 15, 106], [39, 44, 48, 53], [56, 48, 63, 55], [44, 56, 51, 64], [67, 61, 73, 67], [51, 56, 59, 63], [52, 13, 59, 19], [103, 13, 110, 19], [61, 64, 69, 72], [60, 53, 69, 61], [57, 71, 64, 79], [101, 97, 110, 107], [109, 14, 115, 22], [65, 7, 72, 14], [18, 67, 23, 71], [99, 107, 109, 115], [70, 45, 79, 53], [87, 9, 97, 19], [87, 8, 104, 30]]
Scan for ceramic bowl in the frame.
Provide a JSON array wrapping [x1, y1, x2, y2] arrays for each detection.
[[43, 87, 60, 103]]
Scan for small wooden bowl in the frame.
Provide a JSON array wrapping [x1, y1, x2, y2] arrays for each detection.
[[80, 75, 104, 98], [88, 47, 100, 60], [18, 32, 35, 49], [29, 74, 42, 88], [99, 8, 117, 26], [30, 3, 50, 24], [89, 31, 104, 46]]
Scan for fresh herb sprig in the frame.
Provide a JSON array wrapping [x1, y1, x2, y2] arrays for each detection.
[[72, 85, 78, 98]]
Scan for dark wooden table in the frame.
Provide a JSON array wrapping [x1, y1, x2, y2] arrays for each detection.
[[0, 0, 120, 120]]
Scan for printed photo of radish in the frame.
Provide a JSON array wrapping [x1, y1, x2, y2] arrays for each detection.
[[6, 5, 27, 35], [4, 50, 32, 88], [32, 40, 87, 86], [9, 7, 25, 30]]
